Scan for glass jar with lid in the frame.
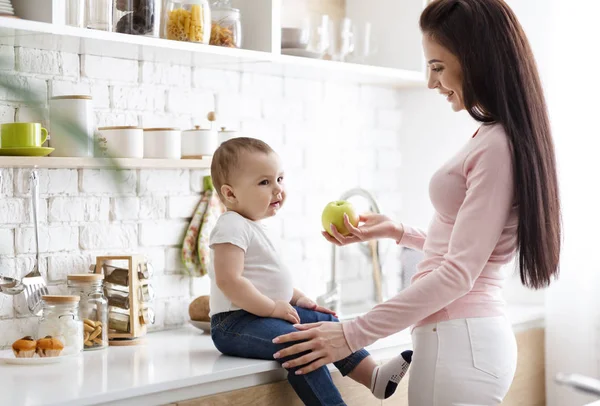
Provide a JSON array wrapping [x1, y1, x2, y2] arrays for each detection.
[[67, 274, 109, 351], [86, 0, 113, 31], [113, 0, 161, 37], [37, 295, 84, 355], [209, 0, 241, 48], [162, 0, 211, 44]]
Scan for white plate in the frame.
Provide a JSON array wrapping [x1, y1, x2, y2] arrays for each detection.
[[282, 48, 323, 59], [189, 320, 211, 334], [0, 350, 80, 365]]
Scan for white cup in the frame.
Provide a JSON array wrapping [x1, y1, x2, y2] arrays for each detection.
[[97, 126, 144, 158], [144, 128, 181, 159], [49, 95, 94, 157], [181, 126, 218, 158]]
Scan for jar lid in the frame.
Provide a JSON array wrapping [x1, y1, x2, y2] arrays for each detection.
[[183, 125, 215, 133], [97, 126, 141, 130], [143, 127, 180, 132], [50, 95, 92, 100], [67, 273, 104, 282], [219, 127, 237, 133], [42, 295, 80, 303]]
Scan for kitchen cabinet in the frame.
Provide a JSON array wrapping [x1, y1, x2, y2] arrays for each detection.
[[172, 327, 545, 406]]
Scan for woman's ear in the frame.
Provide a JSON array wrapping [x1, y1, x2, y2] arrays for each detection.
[[221, 184, 236, 205]]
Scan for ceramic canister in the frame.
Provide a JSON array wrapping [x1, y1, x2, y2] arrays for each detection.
[[48, 95, 94, 157], [97, 126, 144, 158], [217, 127, 240, 145], [143, 128, 181, 159], [181, 126, 218, 158]]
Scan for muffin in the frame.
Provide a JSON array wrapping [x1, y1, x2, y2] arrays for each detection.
[[12, 336, 37, 358], [36, 336, 64, 357], [189, 295, 210, 322]]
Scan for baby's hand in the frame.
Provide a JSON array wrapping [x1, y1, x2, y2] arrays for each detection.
[[270, 300, 300, 324], [296, 296, 337, 317]]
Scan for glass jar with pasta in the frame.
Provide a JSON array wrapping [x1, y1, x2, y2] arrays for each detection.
[[163, 0, 211, 44]]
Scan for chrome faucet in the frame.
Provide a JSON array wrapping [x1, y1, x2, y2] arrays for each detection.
[[316, 188, 384, 315]]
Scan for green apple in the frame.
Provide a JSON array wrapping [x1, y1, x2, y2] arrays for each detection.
[[321, 200, 359, 236]]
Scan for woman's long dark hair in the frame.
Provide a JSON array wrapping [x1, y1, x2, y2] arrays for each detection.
[[420, 0, 561, 289]]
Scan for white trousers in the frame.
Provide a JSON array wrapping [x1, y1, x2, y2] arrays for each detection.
[[408, 316, 518, 406]]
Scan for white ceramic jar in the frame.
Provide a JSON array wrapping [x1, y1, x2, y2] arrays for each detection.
[[217, 127, 239, 145], [144, 128, 181, 158], [181, 126, 217, 158], [49, 95, 94, 157], [97, 126, 144, 158]]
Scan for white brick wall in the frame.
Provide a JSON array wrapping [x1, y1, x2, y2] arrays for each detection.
[[81, 55, 138, 83], [80, 169, 136, 195], [141, 62, 192, 87], [0, 45, 15, 70], [80, 223, 137, 250], [0, 45, 406, 345], [0, 228, 14, 255], [16, 48, 79, 78], [48, 197, 110, 222], [111, 85, 166, 112], [139, 220, 188, 246], [138, 170, 189, 195], [166, 88, 214, 115]]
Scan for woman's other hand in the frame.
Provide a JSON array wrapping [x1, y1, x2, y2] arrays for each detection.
[[322, 212, 403, 246], [273, 322, 351, 374]]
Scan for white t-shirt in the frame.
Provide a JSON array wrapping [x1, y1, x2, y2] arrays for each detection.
[[207, 211, 294, 317]]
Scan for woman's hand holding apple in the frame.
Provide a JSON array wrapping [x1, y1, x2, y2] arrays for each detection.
[[322, 212, 403, 246]]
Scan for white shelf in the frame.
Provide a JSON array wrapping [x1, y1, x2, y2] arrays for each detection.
[[0, 17, 426, 88], [0, 156, 212, 169]]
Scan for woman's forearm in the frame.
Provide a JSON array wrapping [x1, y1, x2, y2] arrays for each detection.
[[218, 277, 275, 317]]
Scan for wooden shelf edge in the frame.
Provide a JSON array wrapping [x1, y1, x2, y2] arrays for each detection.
[[0, 156, 212, 170]]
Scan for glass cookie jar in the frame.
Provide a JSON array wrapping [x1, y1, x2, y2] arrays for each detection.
[[113, 0, 161, 37], [162, 0, 211, 43], [37, 295, 84, 355], [67, 274, 109, 351], [209, 0, 241, 48]]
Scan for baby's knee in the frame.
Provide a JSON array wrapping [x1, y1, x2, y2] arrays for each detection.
[[320, 313, 339, 323]]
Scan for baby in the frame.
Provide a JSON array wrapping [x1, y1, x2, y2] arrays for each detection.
[[208, 137, 412, 405]]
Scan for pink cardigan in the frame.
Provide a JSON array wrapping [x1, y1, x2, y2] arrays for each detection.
[[342, 123, 518, 352]]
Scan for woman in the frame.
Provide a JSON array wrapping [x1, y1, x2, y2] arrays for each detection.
[[273, 0, 561, 404]]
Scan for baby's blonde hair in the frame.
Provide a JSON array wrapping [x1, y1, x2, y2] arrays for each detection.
[[210, 137, 274, 201]]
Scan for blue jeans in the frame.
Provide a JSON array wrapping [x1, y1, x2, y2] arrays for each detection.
[[211, 306, 371, 406]]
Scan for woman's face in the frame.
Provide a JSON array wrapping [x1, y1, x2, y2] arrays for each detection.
[[422, 34, 464, 112]]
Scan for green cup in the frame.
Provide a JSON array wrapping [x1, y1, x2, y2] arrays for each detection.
[[0, 123, 48, 148]]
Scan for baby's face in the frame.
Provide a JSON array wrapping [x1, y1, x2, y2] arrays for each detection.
[[229, 151, 286, 221]]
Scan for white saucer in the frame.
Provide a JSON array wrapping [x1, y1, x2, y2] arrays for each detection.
[[189, 320, 211, 334], [0, 350, 81, 365], [282, 48, 323, 59]]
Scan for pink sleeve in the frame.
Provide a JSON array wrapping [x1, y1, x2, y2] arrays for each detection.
[[342, 137, 514, 352], [397, 224, 427, 251]]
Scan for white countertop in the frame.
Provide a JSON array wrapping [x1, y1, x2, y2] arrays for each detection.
[[0, 305, 545, 406]]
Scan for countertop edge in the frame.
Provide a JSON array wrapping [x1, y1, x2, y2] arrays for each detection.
[[83, 306, 546, 406]]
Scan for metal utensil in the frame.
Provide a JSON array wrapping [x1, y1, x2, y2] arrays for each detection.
[[0, 275, 25, 295], [21, 169, 48, 315]]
